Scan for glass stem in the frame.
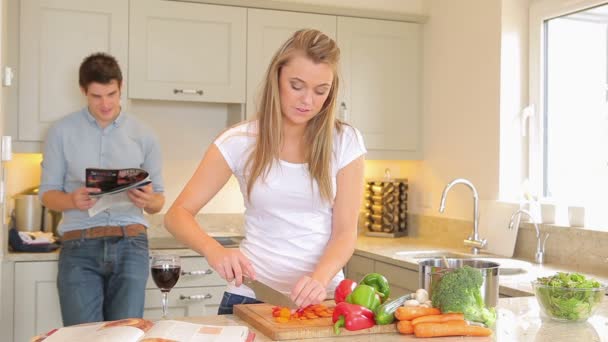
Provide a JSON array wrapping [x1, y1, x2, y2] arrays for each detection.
[[161, 291, 169, 319]]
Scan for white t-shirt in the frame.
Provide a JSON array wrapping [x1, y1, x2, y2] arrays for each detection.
[[214, 120, 367, 298]]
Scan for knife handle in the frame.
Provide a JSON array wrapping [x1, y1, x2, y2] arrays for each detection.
[[179, 294, 213, 301], [181, 269, 213, 276]]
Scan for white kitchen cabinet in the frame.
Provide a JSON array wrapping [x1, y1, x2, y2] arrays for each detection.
[[13, 261, 62, 342], [143, 256, 226, 319], [18, 0, 128, 141], [346, 253, 419, 297], [374, 259, 419, 297], [129, 0, 246, 103], [345, 254, 375, 282], [246, 9, 336, 118], [338, 17, 422, 159]]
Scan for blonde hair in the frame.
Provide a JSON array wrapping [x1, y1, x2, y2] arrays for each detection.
[[246, 29, 342, 203]]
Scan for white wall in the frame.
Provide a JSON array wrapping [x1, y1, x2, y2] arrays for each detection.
[[128, 100, 246, 213], [416, 0, 503, 220]]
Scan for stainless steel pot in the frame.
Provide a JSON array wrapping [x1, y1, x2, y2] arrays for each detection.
[[419, 258, 499, 308], [14, 194, 43, 232], [14, 189, 61, 235]]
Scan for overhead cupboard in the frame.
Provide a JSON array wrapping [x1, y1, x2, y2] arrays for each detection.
[[14, 0, 423, 159]]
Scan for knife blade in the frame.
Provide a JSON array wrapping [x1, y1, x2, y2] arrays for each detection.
[[243, 278, 299, 309]]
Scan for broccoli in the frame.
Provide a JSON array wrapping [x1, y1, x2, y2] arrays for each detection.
[[431, 265, 496, 327]]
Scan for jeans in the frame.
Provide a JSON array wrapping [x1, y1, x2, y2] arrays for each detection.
[[217, 292, 263, 315], [57, 232, 149, 326]]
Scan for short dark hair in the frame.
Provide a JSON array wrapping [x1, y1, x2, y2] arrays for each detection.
[[79, 52, 123, 91]]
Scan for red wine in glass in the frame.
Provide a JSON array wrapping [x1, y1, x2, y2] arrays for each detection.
[[150, 255, 181, 318], [151, 265, 181, 292]]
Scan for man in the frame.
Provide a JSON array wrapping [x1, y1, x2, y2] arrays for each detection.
[[40, 52, 165, 326]]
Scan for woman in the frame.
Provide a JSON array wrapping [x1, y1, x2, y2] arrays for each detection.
[[164, 29, 366, 314]]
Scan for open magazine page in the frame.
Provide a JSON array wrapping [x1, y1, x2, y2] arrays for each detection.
[[140, 320, 251, 342], [88, 192, 133, 217], [40, 319, 152, 342], [86, 168, 151, 197]]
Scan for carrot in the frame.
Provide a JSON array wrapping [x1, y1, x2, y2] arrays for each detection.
[[411, 313, 465, 325], [275, 317, 290, 323], [414, 322, 493, 338], [394, 306, 441, 321], [397, 320, 414, 335]]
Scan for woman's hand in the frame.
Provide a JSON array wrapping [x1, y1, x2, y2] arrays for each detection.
[[205, 245, 256, 287], [291, 275, 327, 308]]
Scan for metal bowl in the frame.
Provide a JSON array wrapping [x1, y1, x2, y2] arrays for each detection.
[[418, 258, 500, 308]]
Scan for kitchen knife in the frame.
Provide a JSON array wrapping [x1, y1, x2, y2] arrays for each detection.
[[243, 278, 299, 309]]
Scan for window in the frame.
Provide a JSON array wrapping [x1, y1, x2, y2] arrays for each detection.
[[530, 0, 608, 228]]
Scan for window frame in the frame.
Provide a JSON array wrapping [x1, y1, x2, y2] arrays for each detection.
[[528, 0, 608, 203]]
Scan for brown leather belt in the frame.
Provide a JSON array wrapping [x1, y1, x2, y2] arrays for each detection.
[[61, 224, 146, 241]]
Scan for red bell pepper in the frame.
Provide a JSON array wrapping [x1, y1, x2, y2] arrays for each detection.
[[332, 302, 375, 335], [334, 279, 357, 304]]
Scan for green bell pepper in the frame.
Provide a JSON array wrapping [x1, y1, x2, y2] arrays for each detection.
[[345, 284, 381, 311], [360, 273, 391, 303]]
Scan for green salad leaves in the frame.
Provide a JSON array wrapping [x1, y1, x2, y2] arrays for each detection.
[[534, 272, 605, 321]]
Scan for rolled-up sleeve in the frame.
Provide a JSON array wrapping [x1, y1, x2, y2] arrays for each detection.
[[142, 133, 164, 193], [39, 125, 66, 200]]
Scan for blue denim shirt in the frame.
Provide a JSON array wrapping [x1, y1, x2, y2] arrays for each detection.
[[39, 107, 164, 234]]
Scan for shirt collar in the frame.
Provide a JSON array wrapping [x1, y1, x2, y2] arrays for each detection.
[[83, 107, 125, 128]]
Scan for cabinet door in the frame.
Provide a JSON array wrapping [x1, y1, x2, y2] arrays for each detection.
[[129, 0, 246, 103], [14, 262, 62, 342], [345, 254, 374, 281], [338, 17, 422, 159], [374, 260, 419, 297], [18, 0, 128, 141], [246, 9, 336, 118]]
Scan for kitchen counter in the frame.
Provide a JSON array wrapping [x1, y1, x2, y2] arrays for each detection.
[[176, 296, 608, 341], [6, 234, 607, 298], [352, 235, 608, 297]]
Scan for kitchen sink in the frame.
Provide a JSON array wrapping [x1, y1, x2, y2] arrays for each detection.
[[394, 250, 473, 259], [394, 250, 529, 276]]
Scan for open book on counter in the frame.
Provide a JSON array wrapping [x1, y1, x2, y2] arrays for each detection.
[[33, 318, 255, 342]]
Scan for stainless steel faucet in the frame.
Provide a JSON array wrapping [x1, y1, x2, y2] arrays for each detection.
[[508, 209, 549, 264], [438, 178, 487, 255]]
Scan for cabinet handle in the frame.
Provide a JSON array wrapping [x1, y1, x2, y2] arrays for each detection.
[[173, 88, 204, 95], [340, 102, 349, 122], [181, 269, 213, 276], [179, 294, 213, 301]]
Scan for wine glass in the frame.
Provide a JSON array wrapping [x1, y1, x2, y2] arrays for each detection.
[[150, 254, 181, 319]]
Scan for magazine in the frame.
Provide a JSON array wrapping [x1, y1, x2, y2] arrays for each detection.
[[34, 318, 255, 342], [86, 168, 151, 197], [85, 168, 152, 217]]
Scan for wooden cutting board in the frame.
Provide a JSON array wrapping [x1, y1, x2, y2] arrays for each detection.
[[234, 302, 397, 341]]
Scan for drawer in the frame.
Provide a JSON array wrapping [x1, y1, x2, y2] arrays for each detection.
[[144, 286, 225, 318], [146, 256, 226, 289]]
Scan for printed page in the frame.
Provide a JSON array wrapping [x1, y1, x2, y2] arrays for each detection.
[[88, 192, 132, 217], [140, 320, 249, 342], [42, 323, 144, 342]]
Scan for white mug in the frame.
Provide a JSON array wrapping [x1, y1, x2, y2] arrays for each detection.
[[568, 206, 585, 227], [541, 203, 556, 224]]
